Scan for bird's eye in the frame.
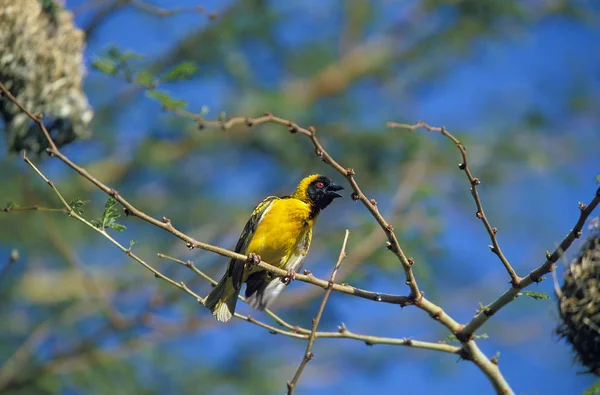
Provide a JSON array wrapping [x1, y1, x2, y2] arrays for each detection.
[[316, 181, 325, 188]]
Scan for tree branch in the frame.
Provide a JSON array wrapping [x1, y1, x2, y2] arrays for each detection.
[[287, 230, 350, 394], [387, 121, 520, 285], [460, 186, 600, 338]]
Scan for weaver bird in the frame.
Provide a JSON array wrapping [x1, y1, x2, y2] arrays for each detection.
[[205, 174, 344, 322]]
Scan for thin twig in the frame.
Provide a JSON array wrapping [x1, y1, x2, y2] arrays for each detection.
[[129, 0, 216, 19], [460, 187, 600, 339], [387, 121, 520, 285], [2, 205, 67, 213], [287, 229, 350, 394]]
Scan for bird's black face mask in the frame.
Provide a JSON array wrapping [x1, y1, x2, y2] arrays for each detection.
[[307, 175, 344, 210]]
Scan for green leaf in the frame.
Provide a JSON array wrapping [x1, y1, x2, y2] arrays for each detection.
[[521, 291, 550, 300], [120, 50, 145, 62], [68, 198, 86, 215], [129, 240, 136, 249], [161, 61, 198, 82], [596, 175, 600, 184], [584, 379, 600, 395], [4, 201, 16, 210], [92, 198, 126, 232], [136, 70, 156, 89], [146, 90, 186, 109], [92, 58, 118, 75]]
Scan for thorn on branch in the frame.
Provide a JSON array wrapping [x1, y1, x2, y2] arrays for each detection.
[[162, 216, 171, 225], [385, 241, 393, 251], [488, 245, 497, 253]]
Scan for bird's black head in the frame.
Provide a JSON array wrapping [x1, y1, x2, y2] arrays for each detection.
[[305, 175, 344, 210]]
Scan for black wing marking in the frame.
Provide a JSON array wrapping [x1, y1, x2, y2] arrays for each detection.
[[227, 196, 278, 291]]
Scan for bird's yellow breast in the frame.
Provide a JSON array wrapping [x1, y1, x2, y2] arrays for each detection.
[[247, 198, 315, 268]]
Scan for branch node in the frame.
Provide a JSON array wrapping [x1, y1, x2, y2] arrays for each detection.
[[123, 207, 131, 216], [385, 241, 393, 251], [303, 269, 312, 276], [346, 168, 355, 176], [351, 192, 359, 201], [385, 224, 394, 232], [162, 216, 171, 225], [197, 121, 205, 129], [492, 227, 498, 234], [472, 178, 481, 186], [476, 211, 483, 219], [579, 202, 587, 211], [108, 188, 119, 197], [369, 198, 377, 206], [307, 126, 316, 134], [263, 111, 272, 117], [407, 257, 415, 266], [186, 241, 195, 250], [488, 245, 497, 253], [458, 162, 466, 170]]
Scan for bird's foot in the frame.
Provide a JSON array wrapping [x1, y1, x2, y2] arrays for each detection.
[[247, 253, 261, 267], [282, 268, 296, 284]]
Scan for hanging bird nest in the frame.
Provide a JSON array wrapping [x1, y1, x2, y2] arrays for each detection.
[[0, 0, 93, 154], [556, 230, 600, 376]]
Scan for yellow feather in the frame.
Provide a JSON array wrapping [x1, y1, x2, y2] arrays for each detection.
[[246, 197, 314, 269]]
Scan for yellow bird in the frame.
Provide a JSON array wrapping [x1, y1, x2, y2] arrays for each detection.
[[205, 174, 344, 322]]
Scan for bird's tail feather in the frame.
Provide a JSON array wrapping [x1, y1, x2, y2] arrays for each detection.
[[205, 276, 239, 322]]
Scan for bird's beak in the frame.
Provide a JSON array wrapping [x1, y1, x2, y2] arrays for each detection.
[[325, 183, 344, 198]]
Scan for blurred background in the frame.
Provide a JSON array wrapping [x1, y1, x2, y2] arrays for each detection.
[[1, 0, 599, 394]]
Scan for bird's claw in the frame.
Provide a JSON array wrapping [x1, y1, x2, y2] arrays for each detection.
[[247, 253, 261, 266], [282, 269, 296, 284]]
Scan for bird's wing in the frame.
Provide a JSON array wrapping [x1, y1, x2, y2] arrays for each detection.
[[227, 196, 278, 291], [245, 228, 312, 310]]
